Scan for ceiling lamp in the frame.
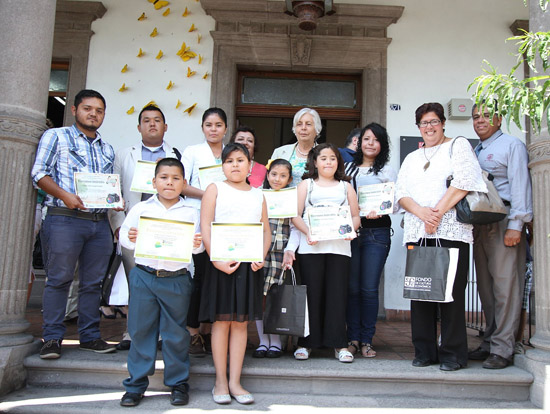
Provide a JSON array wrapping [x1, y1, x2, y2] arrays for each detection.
[[284, 1, 335, 31]]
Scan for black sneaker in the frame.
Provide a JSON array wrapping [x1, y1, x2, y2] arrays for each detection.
[[80, 338, 116, 354], [170, 384, 189, 406], [120, 392, 143, 407], [189, 334, 205, 357], [40, 339, 62, 359]]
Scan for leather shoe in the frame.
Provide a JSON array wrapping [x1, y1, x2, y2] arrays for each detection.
[[120, 392, 143, 407], [170, 384, 189, 406], [412, 358, 431, 367], [252, 345, 268, 358], [482, 353, 510, 369], [116, 340, 131, 351], [440, 361, 461, 371], [468, 346, 490, 361], [266, 346, 283, 358]]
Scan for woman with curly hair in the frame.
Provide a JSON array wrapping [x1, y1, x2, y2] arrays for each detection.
[[344, 123, 396, 358]]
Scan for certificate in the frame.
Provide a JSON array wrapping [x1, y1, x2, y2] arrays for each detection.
[[134, 216, 195, 263], [74, 173, 123, 209], [130, 160, 157, 194], [210, 223, 264, 262], [358, 182, 395, 216], [198, 164, 225, 190], [306, 205, 355, 242], [262, 187, 298, 218]]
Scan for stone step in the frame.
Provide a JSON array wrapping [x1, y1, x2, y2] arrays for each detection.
[[23, 341, 533, 403]]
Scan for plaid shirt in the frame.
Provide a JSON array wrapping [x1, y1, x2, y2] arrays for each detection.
[[263, 217, 290, 295], [31, 124, 115, 212]]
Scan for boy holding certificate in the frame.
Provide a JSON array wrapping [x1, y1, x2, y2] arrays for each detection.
[[118, 158, 203, 407]]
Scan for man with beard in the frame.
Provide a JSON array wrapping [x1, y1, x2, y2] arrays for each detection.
[[31, 89, 117, 359]]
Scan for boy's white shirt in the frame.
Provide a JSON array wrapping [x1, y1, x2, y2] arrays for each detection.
[[119, 195, 204, 272]]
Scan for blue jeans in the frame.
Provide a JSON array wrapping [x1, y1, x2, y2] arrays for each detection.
[[41, 214, 112, 342], [346, 227, 391, 344], [124, 266, 192, 393]]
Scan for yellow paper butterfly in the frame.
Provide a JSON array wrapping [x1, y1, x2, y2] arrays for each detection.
[[119, 83, 128, 92], [203, 72, 209, 80], [156, 50, 163, 59], [176, 99, 182, 109], [166, 80, 174, 90], [148, 0, 169, 10], [184, 103, 197, 115], [144, 101, 158, 108], [197, 34, 202, 44], [137, 12, 146, 21], [187, 67, 196, 77], [198, 55, 203, 64], [162, 7, 170, 16], [137, 48, 145, 57], [150, 27, 158, 37], [176, 42, 196, 61], [188, 24, 196, 32], [127, 106, 135, 115], [182, 7, 189, 17], [121, 64, 128, 73]]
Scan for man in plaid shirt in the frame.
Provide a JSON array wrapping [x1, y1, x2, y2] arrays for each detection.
[[31, 89, 118, 359]]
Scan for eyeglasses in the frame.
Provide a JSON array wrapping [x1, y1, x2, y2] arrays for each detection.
[[417, 119, 442, 128]]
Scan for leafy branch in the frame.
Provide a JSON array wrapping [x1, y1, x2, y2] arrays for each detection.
[[469, 27, 550, 133]]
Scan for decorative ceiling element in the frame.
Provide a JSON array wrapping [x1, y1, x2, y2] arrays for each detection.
[[284, 1, 334, 31]]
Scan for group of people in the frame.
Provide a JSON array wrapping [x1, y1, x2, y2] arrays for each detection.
[[31, 89, 532, 408]]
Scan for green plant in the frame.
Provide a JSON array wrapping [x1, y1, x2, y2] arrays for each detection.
[[468, 4, 550, 133]]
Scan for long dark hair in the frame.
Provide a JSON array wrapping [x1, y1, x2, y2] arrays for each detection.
[[202, 107, 228, 126], [262, 158, 292, 189], [302, 143, 350, 182], [352, 122, 390, 175]]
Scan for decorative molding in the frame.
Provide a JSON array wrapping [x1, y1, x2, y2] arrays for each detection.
[[291, 35, 312, 65], [0, 114, 46, 145], [528, 140, 550, 167]]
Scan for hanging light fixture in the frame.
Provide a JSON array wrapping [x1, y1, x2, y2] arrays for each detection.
[[284, 0, 335, 31]]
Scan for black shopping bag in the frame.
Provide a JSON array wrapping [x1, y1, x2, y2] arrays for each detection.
[[263, 267, 310, 337], [403, 242, 459, 303]]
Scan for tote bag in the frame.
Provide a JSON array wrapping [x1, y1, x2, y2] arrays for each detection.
[[263, 267, 310, 337], [403, 241, 459, 303]]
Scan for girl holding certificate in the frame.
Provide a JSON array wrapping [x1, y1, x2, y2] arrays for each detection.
[[292, 143, 360, 363], [344, 123, 397, 358], [199, 143, 271, 405]]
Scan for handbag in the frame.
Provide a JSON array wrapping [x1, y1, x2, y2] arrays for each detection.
[[101, 243, 126, 305], [402, 239, 459, 303], [263, 266, 310, 337], [448, 137, 507, 224]]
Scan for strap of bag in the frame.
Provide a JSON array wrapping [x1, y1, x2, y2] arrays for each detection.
[[277, 266, 297, 286]]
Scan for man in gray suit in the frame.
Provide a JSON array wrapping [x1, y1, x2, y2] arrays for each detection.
[[109, 104, 181, 350]]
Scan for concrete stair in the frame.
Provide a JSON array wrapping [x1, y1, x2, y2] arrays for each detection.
[[13, 340, 535, 411]]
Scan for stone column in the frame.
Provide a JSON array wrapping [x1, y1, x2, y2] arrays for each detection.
[[518, 2, 550, 409], [0, 0, 56, 396]]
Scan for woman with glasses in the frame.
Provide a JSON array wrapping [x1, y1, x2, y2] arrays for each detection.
[[395, 102, 486, 371]]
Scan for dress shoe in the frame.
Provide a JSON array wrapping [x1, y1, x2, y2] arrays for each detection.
[[252, 345, 268, 358], [116, 340, 131, 351], [120, 392, 143, 407], [482, 353, 510, 369], [266, 346, 283, 358], [170, 384, 189, 406], [412, 358, 431, 367], [440, 361, 462, 371], [230, 392, 254, 405], [468, 346, 490, 361]]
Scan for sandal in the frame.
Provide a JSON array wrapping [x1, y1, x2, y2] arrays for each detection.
[[335, 348, 354, 363], [294, 347, 311, 360], [361, 343, 376, 358], [347, 341, 359, 356]]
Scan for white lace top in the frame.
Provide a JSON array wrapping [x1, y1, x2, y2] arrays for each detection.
[[395, 138, 487, 244]]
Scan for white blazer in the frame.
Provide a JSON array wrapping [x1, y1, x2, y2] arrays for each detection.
[[108, 141, 179, 232]]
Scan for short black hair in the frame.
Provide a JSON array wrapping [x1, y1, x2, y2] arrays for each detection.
[[154, 157, 185, 177], [415, 102, 446, 125], [202, 107, 227, 126], [345, 128, 361, 147], [230, 125, 258, 152], [221, 142, 250, 162], [74, 89, 106, 109], [139, 105, 166, 123]]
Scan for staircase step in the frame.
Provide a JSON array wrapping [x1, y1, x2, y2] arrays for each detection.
[[23, 344, 533, 403]]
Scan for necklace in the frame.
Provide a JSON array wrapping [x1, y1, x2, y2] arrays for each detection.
[[296, 145, 311, 157], [423, 137, 446, 171]]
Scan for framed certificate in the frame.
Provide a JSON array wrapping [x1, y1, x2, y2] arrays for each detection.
[[130, 160, 157, 194], [198, 164, 225, 190], [74, 173, 123, 209], [134, 216, 195, 263], [210, 223, 264, 262], [306, 205, 355, 242], [262, 187, 298, 218], [358, 182, 395, 216]]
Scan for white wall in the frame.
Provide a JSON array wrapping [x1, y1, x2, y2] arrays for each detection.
[[82, 0, 529, 311], [85, 0, 215, 151]]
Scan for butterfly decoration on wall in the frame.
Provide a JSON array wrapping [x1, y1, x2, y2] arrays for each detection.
[[203, 72, 209, 80], [166, 81, 174, 90], [137, 48, 145, 57], [176, 42, 196, 61], [127, 106, 135, 115], [119, 83, 128, 92], [187, 67, 196, 78], [137, 12, 146, 21], [148, 0, 170, 10], [121, 64, 128, 73], [163, 8, 170, 16], [176, 99, 182, 109], [156, 50, 164, 59], [182, 7, 189, 17], [188, 24, 197, 32], [150, 27, 158, 37], [184, 103, 197, 115]]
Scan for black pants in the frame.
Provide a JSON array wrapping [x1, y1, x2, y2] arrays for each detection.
[[409, 239, 469, 366], [297, 253, 350, 349], [187, 251, 209, 329]]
